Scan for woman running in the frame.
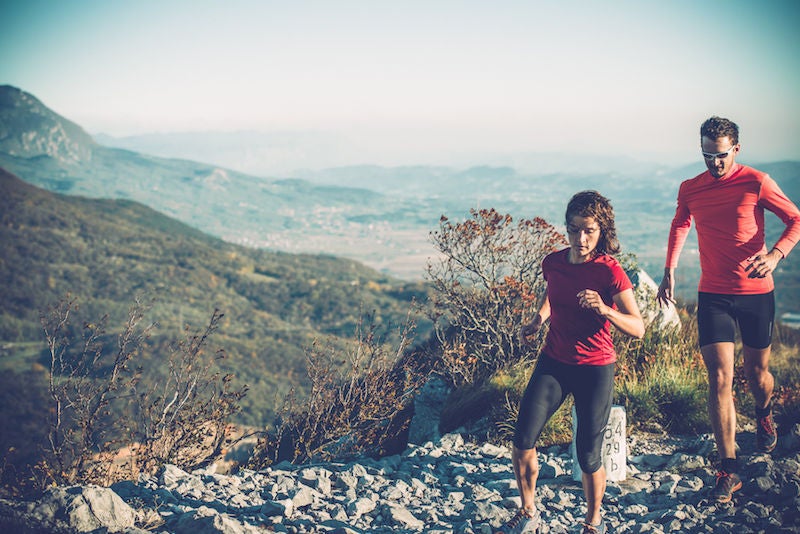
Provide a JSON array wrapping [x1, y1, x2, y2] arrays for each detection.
[[497, 190, 644, 534]]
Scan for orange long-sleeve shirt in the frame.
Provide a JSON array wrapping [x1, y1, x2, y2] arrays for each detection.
[[666, 163, 800, 294]]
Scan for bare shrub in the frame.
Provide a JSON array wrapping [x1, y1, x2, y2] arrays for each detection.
[[129, 308, 248, 476], [249, 312, 424, 467], [37, 295, 151, 488], [426, 208, 566, 386], [31, 296, 246, 492]]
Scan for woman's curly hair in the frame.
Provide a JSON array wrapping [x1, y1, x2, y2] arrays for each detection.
[[565, 190, 620, 255]]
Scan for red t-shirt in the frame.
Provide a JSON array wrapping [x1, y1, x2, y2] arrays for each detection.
[[542, 248, 633, 366], [666, 163, 800, 294]]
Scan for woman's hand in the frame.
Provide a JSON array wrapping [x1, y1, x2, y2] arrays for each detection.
[[577, 289, 609, 317], [520, 315, 544, 346], [578, 288, 645, 338], [582, 287, 645, 339]]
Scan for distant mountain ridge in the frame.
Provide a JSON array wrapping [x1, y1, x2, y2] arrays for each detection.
[[0, 85, 94, 164], [1, 86, 422, 282], [96, 130, 679, 178], [2, 85, 799, 313]]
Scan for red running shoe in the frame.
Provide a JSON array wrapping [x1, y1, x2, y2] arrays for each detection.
[[756, 410, 778, 453], [710, 471, 742, 503]]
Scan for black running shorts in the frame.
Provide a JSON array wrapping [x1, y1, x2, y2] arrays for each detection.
[[697, 291, 775, 349]]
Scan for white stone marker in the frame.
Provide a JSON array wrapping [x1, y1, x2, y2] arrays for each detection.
[[571, 404, 626, 481]]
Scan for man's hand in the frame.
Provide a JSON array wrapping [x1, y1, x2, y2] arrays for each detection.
[[657, 268, 676, 307], [745, 249, 783, 278]]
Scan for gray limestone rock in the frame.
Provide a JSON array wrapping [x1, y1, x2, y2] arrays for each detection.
[[408, 375, 451, 445], [4, 430, 800, 533], [31, 485, 136, 532]]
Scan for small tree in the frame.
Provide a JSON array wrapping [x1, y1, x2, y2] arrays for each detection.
[[426, 208, 566, 386], [38, 295, 151, 487], [33, 296, 247, 491], [130, 308, 248, 475]]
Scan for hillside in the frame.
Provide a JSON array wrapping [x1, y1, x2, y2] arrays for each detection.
[[0, 167, 429, 428], [0, 85, 403, 272]]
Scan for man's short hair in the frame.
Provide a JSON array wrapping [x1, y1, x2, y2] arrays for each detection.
[[701, 116, 739, 145]]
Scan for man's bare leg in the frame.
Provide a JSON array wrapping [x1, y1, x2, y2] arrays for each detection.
[[742, 345, 774, 410], [744, 344, 777, 452], [701, 342, 737, 459]]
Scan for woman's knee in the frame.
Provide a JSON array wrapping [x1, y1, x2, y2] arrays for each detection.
[[513, 429, 538, 451], [577, 447, 603, 474], [575, 429, 604, 474]]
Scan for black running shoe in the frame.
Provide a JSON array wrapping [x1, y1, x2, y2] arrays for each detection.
[[756, 410, 778, 453], [710, 471, 742, 503]]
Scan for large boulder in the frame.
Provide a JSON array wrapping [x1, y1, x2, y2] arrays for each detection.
[[629, 268, 681, 332], [28, 485, 136, 532], [407, 375, 451, 445]]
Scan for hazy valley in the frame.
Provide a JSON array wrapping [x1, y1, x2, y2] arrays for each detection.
[[5, 82, 796, 313]]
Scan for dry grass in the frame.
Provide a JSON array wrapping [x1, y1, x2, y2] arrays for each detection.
[[445, 305, 800, 445]]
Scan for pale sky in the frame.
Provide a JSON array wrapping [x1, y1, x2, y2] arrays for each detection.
[[2, 0, 799, 167]]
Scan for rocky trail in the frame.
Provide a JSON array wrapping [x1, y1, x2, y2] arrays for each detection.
[[2, 424, 799, 533]]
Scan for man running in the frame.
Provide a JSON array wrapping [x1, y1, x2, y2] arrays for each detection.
[[657, 116, 800, 503]]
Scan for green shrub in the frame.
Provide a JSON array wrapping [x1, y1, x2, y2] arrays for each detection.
[[618, 370, 708, 434]]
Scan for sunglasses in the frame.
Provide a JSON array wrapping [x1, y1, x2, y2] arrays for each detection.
[[702, 145, 737, 160]]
